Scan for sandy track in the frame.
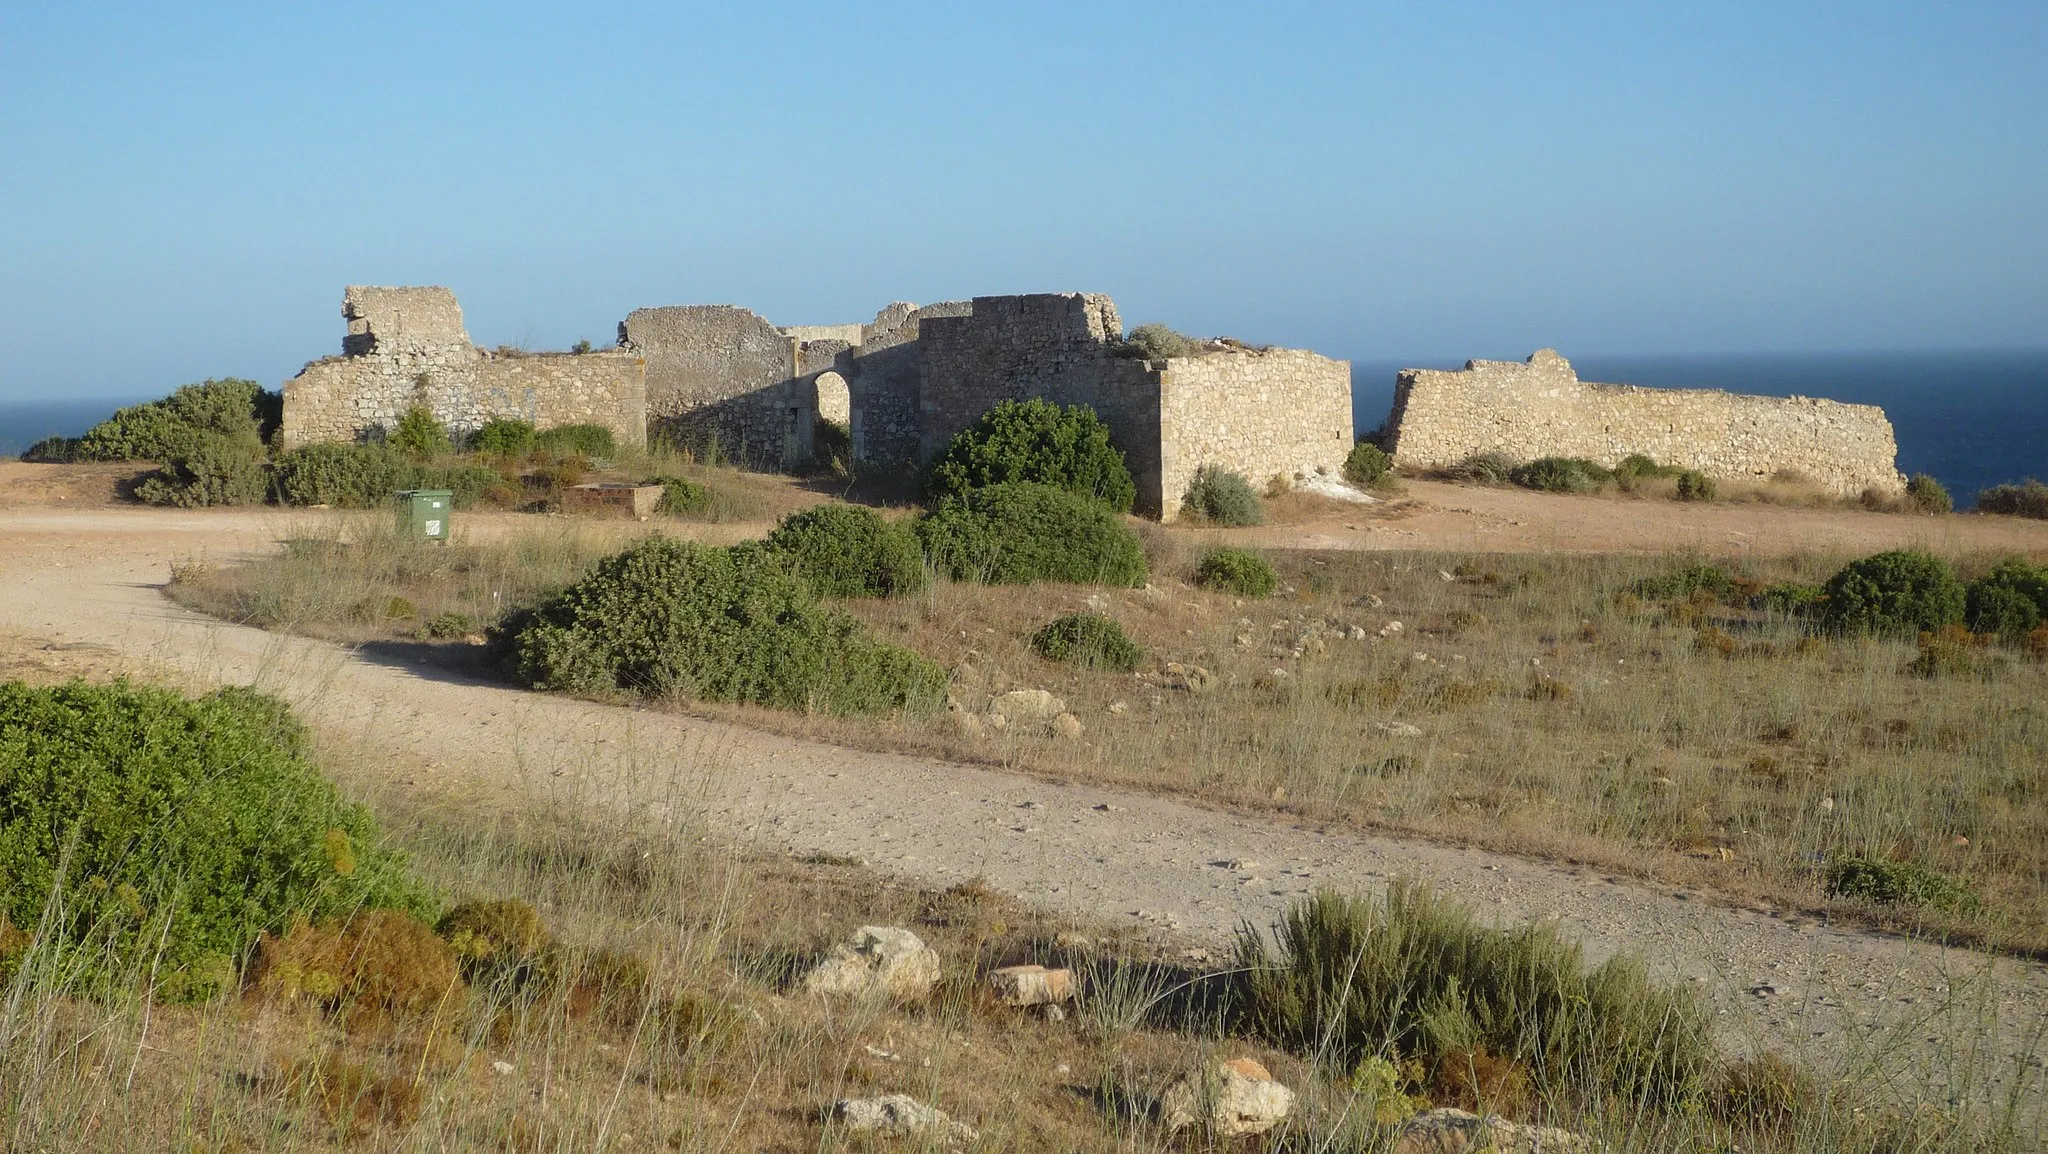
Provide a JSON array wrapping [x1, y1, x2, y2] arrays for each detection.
[[2, 502, 2044, 1107]]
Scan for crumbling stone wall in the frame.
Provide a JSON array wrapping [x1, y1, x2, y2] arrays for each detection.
[[1385, 350, 1904, 495], [283, 287, 645, 449], [1159, 348, 1354, 518], [618, 305, 809, 466], [843, 301, 970, 470]]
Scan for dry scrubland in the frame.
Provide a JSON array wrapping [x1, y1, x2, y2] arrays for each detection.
[[169, 515, 2048, 957]]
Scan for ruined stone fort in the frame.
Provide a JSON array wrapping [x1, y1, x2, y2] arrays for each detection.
[[281, 287, 1905, 516]]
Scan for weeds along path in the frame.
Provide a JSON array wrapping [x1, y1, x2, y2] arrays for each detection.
[[3, 506, 2046, 1104]]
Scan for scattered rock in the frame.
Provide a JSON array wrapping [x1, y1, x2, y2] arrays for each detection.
[[1394, 1108, 1592, 1153], [1038, 1001, 1067, 1023], [1106, 700, 1127, 715], [1159, 663, 1216, 693], [801, 926, 941, 1001], [1351, 593, 1386, 608], [990, 964, 1075, 1006], [1379, 620, 1405, 637], [1347, 625, 1370, 641], [1052, 712, 1084, 740], [1157, 1056, 1294, 1136], [491, 1059, 515, 1076], [1374, 722, 1423, 738], [832, 1094, 978, 1141], [990, 689, 1065, 723]]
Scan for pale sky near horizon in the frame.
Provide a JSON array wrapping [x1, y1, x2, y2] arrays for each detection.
[[2, 1, 2044, 400]]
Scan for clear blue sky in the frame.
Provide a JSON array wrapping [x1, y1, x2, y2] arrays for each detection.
[[2, 1, 2043, 401]]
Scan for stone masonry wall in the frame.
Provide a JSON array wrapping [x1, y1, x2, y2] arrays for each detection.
[[841, 300, 971, 470], [1385, 350, 1904, 495], [283, 287, 645, 448], [618, 305, 806, 466], [1158, 348, 1354, 519]]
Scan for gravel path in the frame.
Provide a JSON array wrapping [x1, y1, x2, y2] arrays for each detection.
[[2, 505, 2043, 1112]]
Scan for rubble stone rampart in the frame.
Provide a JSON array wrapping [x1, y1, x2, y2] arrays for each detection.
[[1385, 350, 1903, 495]]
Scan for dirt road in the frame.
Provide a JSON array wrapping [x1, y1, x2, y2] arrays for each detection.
[[2, 499, 2044, 1109]]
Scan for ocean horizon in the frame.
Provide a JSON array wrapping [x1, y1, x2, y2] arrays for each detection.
[[3, 349, 2043, 507]]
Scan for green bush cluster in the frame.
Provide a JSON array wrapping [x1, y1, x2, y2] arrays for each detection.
[[272, 443, 501, 509], [132, 434, 270, 507], [1342, 442, 1392, 487], [1195, 547, 1278, 597], [1819, 550, 1965, 638], [0, 681, 429, 999], [925, 398, 1137, 512], [1904, 473, 1952, 514], [762, 505, 928, 599], [1977, 479, 2048, 519], [1030, 612, 1142, 671], [644, 475, 710, 516], [1446, 451, 1518, 485], [917, 483, 1148, 587], [1614, 454, 1680, 481], [1825, 856, 1979, 912], [535, 423, 617, 458], [72, 378, 277, 463], [1757, 582, 1826, 617], [1510, 456, 1609, 493], [1674, 470, 1716, 502], [495, 536, 944, 714], [470, 418, 539, 457], [1237, 883, 1712, 1104], [1180, 464, 1264, 526], [1116, 323, 1204, 360], [1964, 559, 2048, 641], [388, 405, 452, 458], [1630, 564, 1744, 603]]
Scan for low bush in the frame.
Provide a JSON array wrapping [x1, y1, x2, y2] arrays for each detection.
[[0, 681, 429, 999], [1180, 464, 1264, 526], [1342, 441, 1392, 486], [1614, 454, 1679, 480], [131, 432, 270, 507], [273, 443, 500, 509], [1757, 582, 1826, 617], [20, 436, 81, 463], [925, 398, 1137, 512], [251, 908, 461, 1016], [1510, 456, 1609, 493], [535, 423, 617, 458], [388, 405, 451, 458], [470, 418, 538, 457], [916, 482, 1148, 587], [1195, 547, 1278, 597], [1674, 470, 1716, 502], [1964, 559, 2048, 641], [73, 378, 277, 462], [1630, 563, 1743, 603], [645, 475, 710, 516], [495, 536, 945, 714], [1031, 613, 1141, 671], [1446, 452, 1518, 485], [1976, 479, 2048, 519], [1116, 323, 1204, 360], [1820, 550, 1965, 637], [1825, 856, 1979, 913], [1904, 473, 1952, 514], [1237, 883, 1712, 1105], [437, 898, 552, 987], [762, 504, 928, 599]]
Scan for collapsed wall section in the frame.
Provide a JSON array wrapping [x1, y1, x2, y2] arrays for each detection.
[[1385, 350, 1903, 495], [1158, 348, 1354, 519]]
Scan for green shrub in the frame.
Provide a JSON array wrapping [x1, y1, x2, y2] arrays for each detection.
[[1510, 457, 1610, 494], [1674, 470, 1716, 502], [644, 475, 710, 516], [925, 399, 1136, 512], [1976, 479, 2048, 519], [496, 537, 944, 714], [132, 432, 269, 507], [1964, 560, 2048, 641], [1117, 323, 1204, 360], [1630, 564, 1742, 603], [1031, 613, 1141, 671], [1195, 547, 1278, 597], [917, 483, 1147, 587], [20, 436, 81, 463], [388, 405, 451, 458], [1758, 582, 1826, 617], [0, 681, 429, 999], [534, 423, 617, 458], [273, 443, 498, 509], [1236, 884, 1712, 1105], [1615, 454, 1678, 480], [470, 418, 538, 457], [1820, 550, 1965, 637], [762, 504, 928, 599], [1447, 451, 1518, 485], [1180, 464, 1264, 526], [1904, 473, 1952, 514], [1825, 856, 1979, 912], [1343, 442, 1392, 487], [73, 378, 277, 462]]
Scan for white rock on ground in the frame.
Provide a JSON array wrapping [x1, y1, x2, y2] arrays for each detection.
[[1157, 1056, 1294, 1136], [1392, 1108, 1592, 1153], [832, 1094, 978, 1141], [988, 964, 1074, 1006], [988, 688, 1065, 722], [801, 926, 941, 1001], [1294, 473, 1380, 503]]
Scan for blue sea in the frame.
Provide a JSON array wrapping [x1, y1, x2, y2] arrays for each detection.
[[3, 351, 2044, 506], [1351, 349, 2048, 508]]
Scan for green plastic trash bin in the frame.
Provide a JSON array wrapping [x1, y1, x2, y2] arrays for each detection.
[[396, 489, 453, 542]]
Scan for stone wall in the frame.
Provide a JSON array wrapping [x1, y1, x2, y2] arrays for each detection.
[[1385, 349, 1904, 495], [1158, 348, 1354, 518], [617, 305, 806, 466], [283, 287, 645, 449]]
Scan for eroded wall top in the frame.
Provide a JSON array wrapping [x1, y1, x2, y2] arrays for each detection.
[[342, 285, 470, 356]]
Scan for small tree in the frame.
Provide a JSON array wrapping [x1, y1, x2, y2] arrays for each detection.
[[1343, 442, 1392, 487], [389, 405, 451, 458], [925, 399, 1136, 511], [1674, 471, 1716, 502], [1181, 465, 1264, 526], [1905, 473, 1952, 514]]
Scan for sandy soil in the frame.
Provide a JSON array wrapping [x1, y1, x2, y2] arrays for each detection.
[[2, 491, 2046, 1107]]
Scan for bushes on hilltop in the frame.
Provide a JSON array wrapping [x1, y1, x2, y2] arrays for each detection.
[[0, 681, 429, 999], [916, 482, 1148, 587], [73, 378, 278, 463], [1964, 559, 2048, 641], [132, 433, 270, 507], [1904, 473, 1952, 514], [925, 398, 1137, 512], [1977, 479, 2048, 520], [762, 504, 927, 599], [494, 536, 944, 714], [271, 443, 501, 509], [1820, 549, 1965, 637]]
